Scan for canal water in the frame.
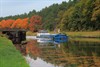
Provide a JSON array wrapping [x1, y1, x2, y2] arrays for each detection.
[[24, 36, 100, 67]]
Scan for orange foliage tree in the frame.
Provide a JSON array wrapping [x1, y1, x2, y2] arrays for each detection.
[[11, 18, 22, 28], [0, 20, 6, 28], [0, 21, 2, 28], [0, 18, 29, 29], [5, 19, 15, 28], [0, 19, 15, 29], [29, 15, 42, 31], [0, 15, 42, 31], [21, 18, 29, 29]]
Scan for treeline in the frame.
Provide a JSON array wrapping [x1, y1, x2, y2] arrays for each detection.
[[0, 0, 100, 31]]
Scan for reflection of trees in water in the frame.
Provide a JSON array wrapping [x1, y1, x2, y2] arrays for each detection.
[[62, 41, 100, 67], [39, 46, 68, 66], [15, 40, 41, 57], [26, 40, 40, 58], [66, 41, 100, 56], [37, 41, 100, 67], [25, 40, 100, 67]]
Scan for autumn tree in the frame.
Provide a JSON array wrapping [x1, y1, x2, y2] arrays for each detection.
[[10, 18, 28, 29], [29, 15, 42, 32], [11, 18, 22, 28], [21, 18, 29, 29], [0, 18, 29, 29], [0, 16, 41, 31], [0, 20, 6, 28], [0, 22, 2, 28], [5, 19, 15, 28]]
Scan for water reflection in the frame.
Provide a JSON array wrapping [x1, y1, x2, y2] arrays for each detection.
[[25, 38, 100, 67], [25, 55, 62, 67]]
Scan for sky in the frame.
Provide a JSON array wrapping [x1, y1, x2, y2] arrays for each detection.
[[0, 0, 69, 17]]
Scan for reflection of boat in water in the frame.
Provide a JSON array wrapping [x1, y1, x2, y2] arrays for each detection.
[[37, 39, 53, 43], [37, 30, 68, 44]]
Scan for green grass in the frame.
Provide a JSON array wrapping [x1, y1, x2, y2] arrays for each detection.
[[65, 31, 100, 42], [26, 31, 37, 36], [66, 31, 100, 37], [50, 31, 100, 37], [69, 38, 100, 42], [0, 36, 29, 67]]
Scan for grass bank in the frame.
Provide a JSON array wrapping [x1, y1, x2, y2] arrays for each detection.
[[50, 31, 100, 37], [66, 31, 100, 42], [26, 31, 37, 36], [66, 31, 100, 38], [0, 36, 29, 67], [69, 38, 100, 42]]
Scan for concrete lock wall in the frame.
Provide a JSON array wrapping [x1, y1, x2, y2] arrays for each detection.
[[2, 30, 26, 44]]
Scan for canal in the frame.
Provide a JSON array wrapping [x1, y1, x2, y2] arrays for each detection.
[[23, 36, 100, 67]]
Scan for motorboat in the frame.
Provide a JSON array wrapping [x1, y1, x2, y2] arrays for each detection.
[[37, 30, 68, 44], [53, 34, 68, 43], [37, 30, 50, 37]]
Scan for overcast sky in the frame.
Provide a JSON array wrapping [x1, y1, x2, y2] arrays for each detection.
[[0, 0, 69, 17]]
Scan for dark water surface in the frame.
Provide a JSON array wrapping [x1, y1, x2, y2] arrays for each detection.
[[25, 38, 100, 67]]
